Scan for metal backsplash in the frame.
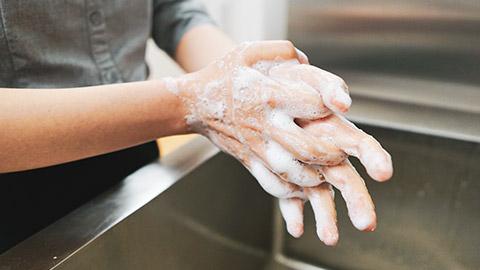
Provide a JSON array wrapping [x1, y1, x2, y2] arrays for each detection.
[[288, 0, 480, 143]]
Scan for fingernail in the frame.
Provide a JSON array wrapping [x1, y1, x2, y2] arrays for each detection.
[[288, 222, 304, 238], [331, 91, 352, 114], [368, 153, 393, 182], [351, 213, 376, 231], [295, 48, 309, 64], [320, 227, 339, 246]]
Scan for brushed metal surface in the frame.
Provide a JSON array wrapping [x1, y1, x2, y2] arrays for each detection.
[[280, 125, 480, 270], [0, 136, 220, 270], [52, 153, 274, 270], [288, 0, 480, 143]]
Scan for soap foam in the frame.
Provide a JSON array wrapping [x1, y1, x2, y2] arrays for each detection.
[[252, 59, 299, 75], [279, 198, 305, 238], [342, 188, 375, 231], [163, 77, 179, 95], [308, 193, 338, 244], [255, 59, 334, 119], [316, 77, 351, 114], [268, 111, 318, 161], [250, 158, 307, 200], [265, 140, 321, 187], [200, 81, 227, 120]]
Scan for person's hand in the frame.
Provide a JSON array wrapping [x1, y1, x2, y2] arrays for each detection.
[[166, 41, 353, 186], [240, 47, 392, 245], [166, 40, 392, 246], [278, 114, 392, 245], [203, 113, 392, 246]]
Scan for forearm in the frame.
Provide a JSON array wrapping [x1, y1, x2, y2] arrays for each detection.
[[0, 79, 188, 173], [175, 24, 236, 72], [0, 25, 234, 173]]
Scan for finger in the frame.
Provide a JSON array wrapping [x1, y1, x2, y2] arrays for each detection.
[[207, 129, 252, 165], [263, 140, 323, 187], [307, 66, 351, 115], [213, 132, 309, 200], [208, 120, 236, 140], [265, 81, 331, 119], [279, 198, 305, 238], [267, 111, 346, 164], [244, 77, 332, 123], [301, 115, 393, 182], [323, 160, 377, 231], [295, 48, 309, 65], [239, 40, 299, 66], [236, 127, 324, 187], [249, 158, 307, 200], [250, 134, 325, 187], [305, 183, 339, 246], [270, 64, 351, 114]]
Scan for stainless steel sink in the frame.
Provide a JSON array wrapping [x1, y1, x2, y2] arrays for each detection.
[[1, 129, 479, 269]]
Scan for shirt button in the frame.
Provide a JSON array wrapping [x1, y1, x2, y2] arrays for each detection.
[[105, 70, 118, 83], [89, 11, 103, 26]]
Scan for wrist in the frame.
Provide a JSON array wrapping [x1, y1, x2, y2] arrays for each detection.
[[146, 78, 187, 136], [162, 73, 201, 134]]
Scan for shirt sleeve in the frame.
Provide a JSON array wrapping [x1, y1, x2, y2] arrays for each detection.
[[152, 0, 216, 58]]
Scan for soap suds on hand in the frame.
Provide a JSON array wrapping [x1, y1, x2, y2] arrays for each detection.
[[164, 43, 391, 243]]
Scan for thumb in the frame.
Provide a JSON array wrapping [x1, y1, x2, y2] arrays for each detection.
[[239, 40, 301, 66]]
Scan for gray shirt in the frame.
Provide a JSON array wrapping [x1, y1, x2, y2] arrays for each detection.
[[0, 0, 215, 253], [0, 0, 215, 88]]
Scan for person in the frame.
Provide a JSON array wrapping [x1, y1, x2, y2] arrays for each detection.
[[0, 0, 392, 253]]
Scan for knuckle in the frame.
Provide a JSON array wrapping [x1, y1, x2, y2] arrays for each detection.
[[238, 41, 254, 49], [278, 40, 296, 57], [283, 40, 294, 50]]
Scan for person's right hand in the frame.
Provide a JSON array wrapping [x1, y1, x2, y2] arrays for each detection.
[[166, 41, 353, 187]]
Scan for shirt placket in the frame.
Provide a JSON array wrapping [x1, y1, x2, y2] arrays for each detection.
[[86, 0, 123, 84]]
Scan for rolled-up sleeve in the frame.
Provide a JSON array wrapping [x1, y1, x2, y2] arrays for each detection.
[[152, 0, 216, 58]]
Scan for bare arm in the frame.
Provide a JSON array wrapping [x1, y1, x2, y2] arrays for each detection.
[[0, 24, 234, 173], [175, 24, 236, 72], [0, 80, 188, 173]]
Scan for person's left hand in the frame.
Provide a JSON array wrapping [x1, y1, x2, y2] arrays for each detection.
[[212, 112, 392, 246], [258, 114, 392, 246], [250, 59, 393, 245]]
